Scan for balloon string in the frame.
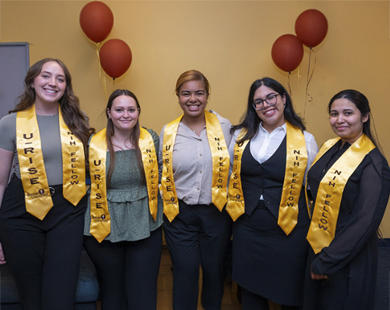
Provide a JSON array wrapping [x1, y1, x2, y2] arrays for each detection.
[[287, 72, 292, 96], [303, 48, 316, 118], [307, 48, 316, 95], [95, 43, 108, 101], [297, 66, 301, 90]]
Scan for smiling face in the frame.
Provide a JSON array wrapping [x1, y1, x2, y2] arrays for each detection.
[[329, 98, 368, 145], [253, 85, 286, 133], [107, 95, 139, 134], [31, 61, 66, 107], [177, 80, 208, 120]]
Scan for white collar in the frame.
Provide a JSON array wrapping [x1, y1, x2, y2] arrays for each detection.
[[259, 122, 286, 135]]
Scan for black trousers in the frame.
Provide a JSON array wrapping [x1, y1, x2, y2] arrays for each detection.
[[0, 175, 87, 310], [163, 200, 232, 310], [84, 227, 162, 310], [241, 288, 301, 310]]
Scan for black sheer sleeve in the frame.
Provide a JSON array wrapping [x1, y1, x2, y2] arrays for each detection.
[[311, 149, 390, 275]]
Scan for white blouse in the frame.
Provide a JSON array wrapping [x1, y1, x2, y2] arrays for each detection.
[[229, 122, 319, 199]]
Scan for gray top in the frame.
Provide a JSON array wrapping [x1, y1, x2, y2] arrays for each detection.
[[0, 112, 63, 185], [84, 129, 163, 242], [159, 110, 232, 205]]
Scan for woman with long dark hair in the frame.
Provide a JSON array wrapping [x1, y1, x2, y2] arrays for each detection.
[[303, 89, 390, 310], [227, 77, 318, 309], [84, 89, 163, 310], [0, 58, 92, 309]]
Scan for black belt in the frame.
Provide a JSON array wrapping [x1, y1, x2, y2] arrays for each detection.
[[48, 184, 63, 196], [10, 174, 63, 196]]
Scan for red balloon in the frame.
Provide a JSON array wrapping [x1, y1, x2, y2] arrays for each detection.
[[295, 9, 328, 48], [80, 1, 114, 43], [99, 39, 132, 79], [271, 34, 304, 72]]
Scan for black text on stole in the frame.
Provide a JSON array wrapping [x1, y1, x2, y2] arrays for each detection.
[[92, 159, 103, 209], [287, 149, 303, 206], [23, 133, 40, 185], [232, 143, 243, 190], [164, 144, 173, 194], [146, 148, 157, 200], [214, 137, 225, 188], [317, 170, 342, 231], [68, 131, 80, 185]]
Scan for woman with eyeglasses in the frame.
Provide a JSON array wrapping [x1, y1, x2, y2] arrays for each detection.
[[226, 77, 318, 309], [303, 90, 390, 310]]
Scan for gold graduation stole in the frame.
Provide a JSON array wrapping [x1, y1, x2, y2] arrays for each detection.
[[278, 122, 307, 234], [139, 128, 159, 221], [16, 104, 86, 220], [161, 111, 230, 222], [306, 134, 375, 254], [226, 129, 249, 221], [89, 128, 159, 243], [226, 122, 307, 236], [89, 129, 110, 243]]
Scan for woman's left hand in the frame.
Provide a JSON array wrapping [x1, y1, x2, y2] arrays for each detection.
[[310, 265, 328, 280], [0, 242, 6, 265]]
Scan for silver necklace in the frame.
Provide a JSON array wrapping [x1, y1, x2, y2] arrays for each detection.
[[112, 138, 132, 150]]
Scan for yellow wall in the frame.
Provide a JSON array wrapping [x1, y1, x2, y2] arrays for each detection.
[[2, 0, 390, 234]]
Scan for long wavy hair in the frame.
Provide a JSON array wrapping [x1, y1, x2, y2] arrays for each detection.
[[105, 89, 144, 185], [10, 58, 93, 151], [231, 77, 305, 143], [328, 89, 380, 149]]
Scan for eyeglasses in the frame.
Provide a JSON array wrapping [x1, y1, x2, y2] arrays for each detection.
[[252, 93, 280, 111]]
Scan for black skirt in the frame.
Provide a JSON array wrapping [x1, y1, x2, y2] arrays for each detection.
[[233, 200, 309, 306]]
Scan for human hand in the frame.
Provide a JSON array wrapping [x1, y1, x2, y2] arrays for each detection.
[[0, 242, 6, 264], [310, 265, 328, 280]]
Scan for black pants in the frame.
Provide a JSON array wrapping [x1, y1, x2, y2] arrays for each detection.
[[242, 288, 301, 310], [0, 175, 87, 310], [84, 227, 162, 310], [163, 200, 232, 310]]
